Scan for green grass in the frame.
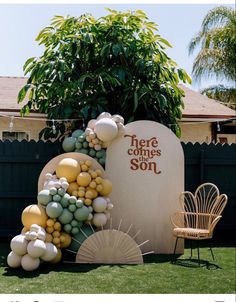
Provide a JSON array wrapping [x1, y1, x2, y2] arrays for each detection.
[[0, 240, 235, 294]]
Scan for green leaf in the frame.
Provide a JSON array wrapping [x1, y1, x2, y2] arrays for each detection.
[[17, 84, 32, 103]]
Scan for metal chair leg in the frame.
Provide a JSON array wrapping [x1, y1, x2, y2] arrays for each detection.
[[172, 237, 179, 263], [190, 240, 193, 259], [209, 240, 215, 261], [197, 240, 200, 266]]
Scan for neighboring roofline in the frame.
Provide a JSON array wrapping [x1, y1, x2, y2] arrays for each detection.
[[182, 114, 236, 120]]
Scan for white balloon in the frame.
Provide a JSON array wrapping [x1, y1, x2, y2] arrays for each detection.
[[21, 254, 40, 271], [25, 231, 38, 241], [112, 114, 124, 124], [97, 112, 112, 120], [87, 119, 97, 129], [93, 213, 107, 227], [40, 243, 58, 262], [27, 240, 46, 258], [10, 235, 28, 256], [7, 251, 22, 268], [93, 197, 108, 213], [95, 118, 118, 142]]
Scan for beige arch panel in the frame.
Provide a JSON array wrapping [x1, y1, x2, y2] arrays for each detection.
[[38, 152, 105, 192], [76, 229, 143, 264]]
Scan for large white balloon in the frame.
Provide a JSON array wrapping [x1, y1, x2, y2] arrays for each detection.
[[7, 251, 22, 268], [27, 239, 46, 258], [21, 254, 40, 271], [10, 235, 28, 256], [92, 197, 107, 213], [40, 243, 58, 262], [94, 118, 118, 142]]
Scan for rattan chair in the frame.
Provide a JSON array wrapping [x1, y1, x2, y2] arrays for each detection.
[[171, 183, 227, 265]]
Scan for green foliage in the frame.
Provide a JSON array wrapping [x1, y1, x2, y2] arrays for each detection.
[[18, 9, 191, 139], [189, 6, 236, 108]]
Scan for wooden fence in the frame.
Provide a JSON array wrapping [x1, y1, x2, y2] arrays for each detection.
[[0, 140, 235, 238]]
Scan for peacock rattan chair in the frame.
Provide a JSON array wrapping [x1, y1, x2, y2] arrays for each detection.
[[171, 183, 227, 265]]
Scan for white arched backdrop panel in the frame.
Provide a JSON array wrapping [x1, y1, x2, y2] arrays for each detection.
[[106, 121, 184, 254]]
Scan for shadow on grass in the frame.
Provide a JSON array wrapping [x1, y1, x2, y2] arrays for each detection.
[[171, 257, 221, 270]]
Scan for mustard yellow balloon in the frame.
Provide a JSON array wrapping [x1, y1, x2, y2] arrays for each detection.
[[60, 232, 72, 248], [56, 158, 81, 183], [21, 204, 48, 228], [67, 182, 79, 195], [50, 248, 62, 264], [100, 179, 112, 196], [77, 172, 91, 187]]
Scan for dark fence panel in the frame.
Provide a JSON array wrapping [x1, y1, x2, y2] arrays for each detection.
[[0, 140, 235, 239], [182, 142, 236, 237], [0, 140, 61, 237]]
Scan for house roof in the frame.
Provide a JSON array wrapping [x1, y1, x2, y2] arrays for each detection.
[[0, 76, 235, 120], [180, 84, 235, 120]]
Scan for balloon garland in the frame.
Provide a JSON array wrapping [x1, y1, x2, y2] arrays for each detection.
[[7, 112, 124, 271]]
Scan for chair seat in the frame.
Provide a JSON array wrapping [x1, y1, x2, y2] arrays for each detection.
[[173, 227, 210, 239]]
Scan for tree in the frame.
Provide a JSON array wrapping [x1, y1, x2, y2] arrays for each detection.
[[18, 9, 191, 140], [188, 6, 236, 109]]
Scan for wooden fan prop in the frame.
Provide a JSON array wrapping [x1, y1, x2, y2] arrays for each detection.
[[66, 220, 153, 264]]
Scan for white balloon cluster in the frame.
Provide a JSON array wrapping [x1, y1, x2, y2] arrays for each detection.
[[85, 112, 125, 150], [7, 224, 58, 271], [43, 173, 69, 191]]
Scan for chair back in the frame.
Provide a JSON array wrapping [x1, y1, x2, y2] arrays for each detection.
[[179, 183, 228, 232]]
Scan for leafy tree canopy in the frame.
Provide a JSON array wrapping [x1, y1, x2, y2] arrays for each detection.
[[18, 9, 191, 139]]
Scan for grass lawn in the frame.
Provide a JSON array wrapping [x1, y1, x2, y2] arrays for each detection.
[[0, 239, 235, 294]]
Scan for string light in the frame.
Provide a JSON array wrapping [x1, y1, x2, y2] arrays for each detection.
[[9, 116, 14, 132], [52, 119, 56, 134], [0, 113, 83, 122]]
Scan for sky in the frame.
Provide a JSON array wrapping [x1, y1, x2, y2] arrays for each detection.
[[0, 1, 234, 91]]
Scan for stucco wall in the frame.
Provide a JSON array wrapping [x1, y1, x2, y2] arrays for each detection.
[[0, 116, 46, 141], [180, 122, 212, 144]]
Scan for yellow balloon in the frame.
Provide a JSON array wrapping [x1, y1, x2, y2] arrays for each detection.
[[67, 182, 78, 195], [77, 172, 91, 187], [50, 248, 62, 264], [45, 233, 53, 243], [21, 204, 48, 228], [60, 232, 72, 249], [56, 158, 81, 183], [100, 179, 112, 196]]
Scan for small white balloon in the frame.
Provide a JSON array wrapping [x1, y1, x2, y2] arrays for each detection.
[[97, 112, 112, 120], [87, 119, 97, 129], [45, 173, 53, 180], [61, 181, 69, 190], [93, 213, 107, 227], [112, 114, 124, 124]]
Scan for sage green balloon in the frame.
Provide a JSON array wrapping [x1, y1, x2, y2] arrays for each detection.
[[46, 202, 63, 218], [72, 129, 84, 138], [58, 208, 73, 224], [37, 189, 52, 206], [60, 193, 70, 208], [62, 136, 76, 152], [74, 206, 90, 221]]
